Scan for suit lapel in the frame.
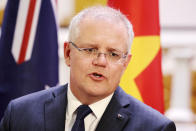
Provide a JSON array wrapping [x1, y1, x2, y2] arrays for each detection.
[[45, 85, 68, 131], [96, 87, 132, 131]]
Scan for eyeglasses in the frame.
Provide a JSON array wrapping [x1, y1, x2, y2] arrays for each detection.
[[69, 42, 128, 63]]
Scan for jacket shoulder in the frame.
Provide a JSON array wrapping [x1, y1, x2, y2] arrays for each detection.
[[115, 87, 176, 131], [0, 84, 67, 131], [11, 84, 67, 106]]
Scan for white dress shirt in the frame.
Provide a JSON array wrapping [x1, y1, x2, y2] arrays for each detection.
[[65, 85, 113, 131]]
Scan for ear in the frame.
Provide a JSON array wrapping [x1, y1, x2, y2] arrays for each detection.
[[123, 54, 132, 68], [64, 42, 71, 67]]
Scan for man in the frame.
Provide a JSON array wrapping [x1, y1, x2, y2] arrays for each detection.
[[0, 6, 176, 131]]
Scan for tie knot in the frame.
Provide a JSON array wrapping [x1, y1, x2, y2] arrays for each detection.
[[76, 105, 92, 120]]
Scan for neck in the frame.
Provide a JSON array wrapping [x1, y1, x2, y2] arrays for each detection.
[[70, 86, 110, 105]]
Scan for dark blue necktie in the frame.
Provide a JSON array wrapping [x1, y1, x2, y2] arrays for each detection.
[[71, 105, 92, 131]]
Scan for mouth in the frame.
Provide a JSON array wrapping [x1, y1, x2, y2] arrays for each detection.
[[93, 72, 103, 77], [89, 72, 105, 81]]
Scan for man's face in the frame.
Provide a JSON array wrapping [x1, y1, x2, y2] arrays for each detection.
[[64, 18, 131, 104]]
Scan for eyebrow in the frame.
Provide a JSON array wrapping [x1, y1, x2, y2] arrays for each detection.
[[107, 47, 125, 53], [79, 42, 125, 52], [79, 43, 98, 48]]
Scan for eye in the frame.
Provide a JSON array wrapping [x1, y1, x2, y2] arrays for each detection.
[[83, 48, 97, 53], [110, 52, 120, 57]]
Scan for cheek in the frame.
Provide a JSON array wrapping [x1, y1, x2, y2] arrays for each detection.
[[108, 65, 125, 83], [70, 55, 91, 75]]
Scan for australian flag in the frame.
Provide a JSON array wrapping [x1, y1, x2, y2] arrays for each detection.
[[0, 0, 59, 119]]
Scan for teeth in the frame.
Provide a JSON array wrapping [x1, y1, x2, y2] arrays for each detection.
[[93, 73, 102, 77]]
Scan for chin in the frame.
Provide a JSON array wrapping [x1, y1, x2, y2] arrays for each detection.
[[86, 86, 113, 98]]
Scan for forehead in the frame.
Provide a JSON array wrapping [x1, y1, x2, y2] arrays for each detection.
[[76, 17, 129, 51]]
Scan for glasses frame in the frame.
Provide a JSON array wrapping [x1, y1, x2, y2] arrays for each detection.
[[69, 41, 128, 63]]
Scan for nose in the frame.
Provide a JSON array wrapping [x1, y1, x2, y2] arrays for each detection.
[[92, 53, 107, 67]]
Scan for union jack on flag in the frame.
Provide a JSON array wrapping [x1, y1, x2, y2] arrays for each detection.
[[0, 0, 59, 119]]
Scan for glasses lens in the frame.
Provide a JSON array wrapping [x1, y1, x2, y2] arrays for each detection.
[[70, 42, 127, 63], [107, 51, 121, 62]]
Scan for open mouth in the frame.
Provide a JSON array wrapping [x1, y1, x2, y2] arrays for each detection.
[[92, 72, 103, 78], [89, 72, 105, 81]]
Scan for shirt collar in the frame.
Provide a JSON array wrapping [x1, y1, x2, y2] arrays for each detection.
[[89, 93, 113, 119], [67, 84, 82, 118], [66, 84, 113, 119]]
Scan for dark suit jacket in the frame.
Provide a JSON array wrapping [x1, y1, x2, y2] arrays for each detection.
[[0, 84, 176, 131]]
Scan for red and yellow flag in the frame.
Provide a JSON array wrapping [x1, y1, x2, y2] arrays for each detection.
[[74, 0, 164, 113], [108, 0, 164, 113]]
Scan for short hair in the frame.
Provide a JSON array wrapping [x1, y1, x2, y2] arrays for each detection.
[[68, 6, 134, 54]]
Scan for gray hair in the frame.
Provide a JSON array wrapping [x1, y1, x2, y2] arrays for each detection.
[[68, 6, 134, 54]]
